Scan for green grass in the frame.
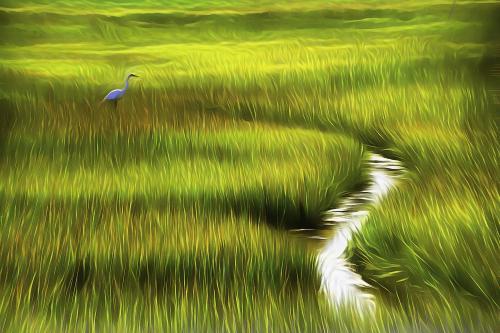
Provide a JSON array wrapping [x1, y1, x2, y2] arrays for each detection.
[[0, 127, 365, 227], [0, 0, 499, 331]]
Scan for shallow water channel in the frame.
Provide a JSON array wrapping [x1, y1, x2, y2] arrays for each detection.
[[291, 153, 405, 312]]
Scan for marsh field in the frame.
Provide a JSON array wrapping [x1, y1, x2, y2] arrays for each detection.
[[0, 0, 498, 331]]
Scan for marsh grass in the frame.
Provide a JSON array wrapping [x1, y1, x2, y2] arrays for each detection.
[[0, 0, 498, 331]]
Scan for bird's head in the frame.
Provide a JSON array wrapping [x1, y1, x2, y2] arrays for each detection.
[[127, 73, 139, 79]]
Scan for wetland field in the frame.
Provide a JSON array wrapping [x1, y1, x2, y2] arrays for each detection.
[[0, 0, 498, 331]]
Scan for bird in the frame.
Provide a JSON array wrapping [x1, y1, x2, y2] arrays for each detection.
[[102, 73, 139, 109]]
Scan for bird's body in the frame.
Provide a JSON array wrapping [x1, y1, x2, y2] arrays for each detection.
[[102, 73, 138, 109], [104, 88, 126, 101]]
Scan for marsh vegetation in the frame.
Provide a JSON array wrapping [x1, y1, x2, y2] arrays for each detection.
[[0, 0, 498, 331]]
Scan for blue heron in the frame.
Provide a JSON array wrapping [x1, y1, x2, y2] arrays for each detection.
[[102, 73, 139, 109]]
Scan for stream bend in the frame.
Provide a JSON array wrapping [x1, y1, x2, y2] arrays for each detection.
[[317, 153, 404, 312]]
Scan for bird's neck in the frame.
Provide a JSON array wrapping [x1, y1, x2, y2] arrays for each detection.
[[123, 77, 130, 91]]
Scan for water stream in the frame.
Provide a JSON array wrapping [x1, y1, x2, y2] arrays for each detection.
[[292, 153, 404, 312], [319, 153, 404, 311]]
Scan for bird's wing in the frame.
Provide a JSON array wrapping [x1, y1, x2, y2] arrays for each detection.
[[104, 89, 123, 100]]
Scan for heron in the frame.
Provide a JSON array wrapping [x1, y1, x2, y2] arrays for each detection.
[[102, 73, 139, 109]]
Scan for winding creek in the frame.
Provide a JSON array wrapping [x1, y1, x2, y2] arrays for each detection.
[[292, 153, 405, 312]]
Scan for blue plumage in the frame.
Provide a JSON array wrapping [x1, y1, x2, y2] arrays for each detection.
[[103, 73, 139, 108], [104, 88, 125, 101]]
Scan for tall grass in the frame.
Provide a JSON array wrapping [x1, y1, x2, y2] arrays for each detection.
[[0, 0, 498, 331]]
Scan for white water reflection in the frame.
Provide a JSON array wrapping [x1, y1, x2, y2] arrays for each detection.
[[317, 153, 403, 313]]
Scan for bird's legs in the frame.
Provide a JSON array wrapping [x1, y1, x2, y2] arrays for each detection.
[[113, 100, 117, 111]]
